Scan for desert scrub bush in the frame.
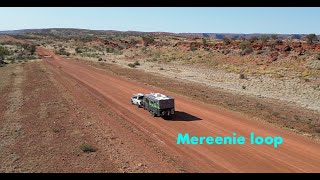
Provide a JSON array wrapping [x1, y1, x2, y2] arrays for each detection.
[[98, 58, 103, 61], [314, 127, 320, 133], [240, 40, 251, 50], [141, 46, 147, 53], [106, 47, 114, 53], [0, 46, 10, 64], [75, 47, 82, 53], [142, 36, 155, 46], [239, 73, 246, 79], [159, 67, 164, 70], [260, 35, 270, 43], [273, 40, 282, 46], [21, 44, 36, 55], [223, 37, 231, 45], [128, 63, 136, 68], [202, 38, 207, 45], [80, 143, 96, 153], [240, 47, 253, 56], [56, 48, 70, 56], [306, 34, 318, 44], [190, 46, 197, 51], [256, 50, 264, 55], [134, 61, 140, 66], [316, 54, 320, 60], [113, 49, 122, 55], [249, 36, 259, 43]]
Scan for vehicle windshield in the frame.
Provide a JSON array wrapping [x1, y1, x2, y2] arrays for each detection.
[[138, 96, 144, 100]]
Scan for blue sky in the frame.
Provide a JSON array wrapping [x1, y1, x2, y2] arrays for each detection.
[[0, 7, 319, 34]]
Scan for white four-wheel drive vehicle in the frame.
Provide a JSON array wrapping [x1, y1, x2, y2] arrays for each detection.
[[131, 93, 144, 107]]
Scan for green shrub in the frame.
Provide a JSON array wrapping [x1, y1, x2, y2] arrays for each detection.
[[240, 47, 253, 56], [315, 127, 320, 133], [202, 38, 207, 45], [249, 36, 258, 43], [0, 46, 10, 63], [190, 46, 197, 51], [56, 48, 70, 56], [271, 34, 278, 40], [275, 39, 283, 45], [306, 34, 318, 44], [240, 41, 251, 50], [106, 47, 114, 53], [223, 37, 231, 45], [128, 63, 136, 68], [256, 50, 264, 55], [142, 36, 155, 46], [80, 143, 96, 153], [260, 35, 270, 43], [134, 61, 140, 66], [21, 44, 36, 55], [75, 47, 82, 53]]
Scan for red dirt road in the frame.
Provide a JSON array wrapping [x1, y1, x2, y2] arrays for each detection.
[[38, 47, 320, 172]]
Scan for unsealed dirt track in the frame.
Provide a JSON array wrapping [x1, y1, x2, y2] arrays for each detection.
[[38, 47, 320, 172]]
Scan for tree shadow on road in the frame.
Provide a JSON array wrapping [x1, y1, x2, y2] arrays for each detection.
[[162, 111, 202, 121]]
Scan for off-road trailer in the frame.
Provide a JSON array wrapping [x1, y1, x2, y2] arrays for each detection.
[[142, 93, 175, 118]]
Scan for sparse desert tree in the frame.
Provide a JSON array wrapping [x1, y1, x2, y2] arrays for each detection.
[[142, 36, 155, 46], [29, 44, 36, 55], [306, 34, 318, 44], [249, 36, 258, 43], [275, 39, 283, 45], [202, 38, 207, 45], [134, 61, 140, 66], [21, 44, 36, 55], [240, 37, 246, 41], [223, 37, 231, 45], [240, 40, 251, 50], [0, 46, 10, 64], [271, 34, 278, 40], [57, 48, 70, 56], [190, 45, 197, 51], [75, 47, 82, 53], [232, 36, 238, 41], [260, 35, 270, 43]]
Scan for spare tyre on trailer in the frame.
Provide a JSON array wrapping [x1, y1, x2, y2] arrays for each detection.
[[142, 93, 175, 118]]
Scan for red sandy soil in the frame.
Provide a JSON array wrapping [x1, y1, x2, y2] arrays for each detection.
[[0, 35, 32, 44], [35, 47, 320, 172]]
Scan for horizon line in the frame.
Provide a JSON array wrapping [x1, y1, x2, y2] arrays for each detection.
[[0, 28, 318, 36]]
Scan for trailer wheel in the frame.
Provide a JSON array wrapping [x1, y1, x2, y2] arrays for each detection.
[[150, 111, 156, 117]]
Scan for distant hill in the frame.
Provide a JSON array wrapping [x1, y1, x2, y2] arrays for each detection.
[[178, 33, 310, 40], [0, 28, 319, 40]]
